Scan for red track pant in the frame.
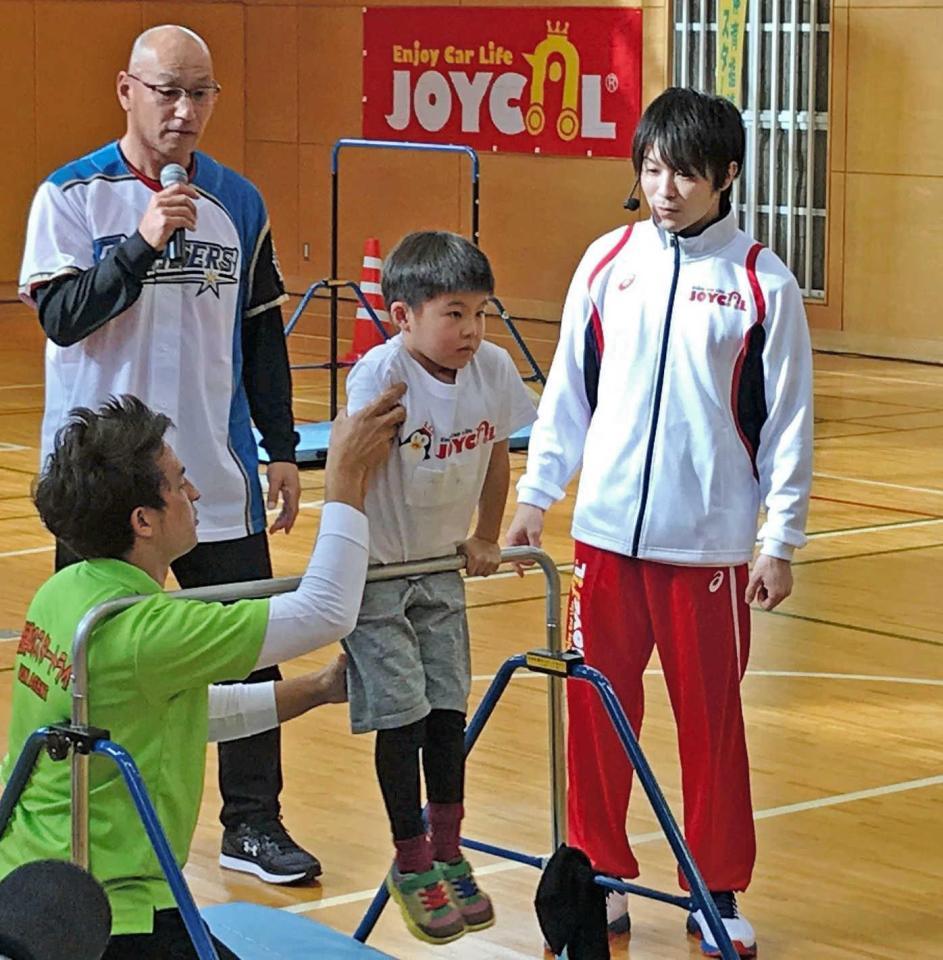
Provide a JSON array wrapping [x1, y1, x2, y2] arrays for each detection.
[[565, 541, 756, 891]]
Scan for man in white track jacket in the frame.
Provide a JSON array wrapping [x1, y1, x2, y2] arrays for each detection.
[[507, 88, 813, 959]]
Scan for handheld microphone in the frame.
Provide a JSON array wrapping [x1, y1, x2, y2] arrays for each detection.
[[159, 163, 189, 266], [623, 176, 641, 212], [0, 860, 111, 960]]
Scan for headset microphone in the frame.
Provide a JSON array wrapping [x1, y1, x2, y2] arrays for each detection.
[[622, 176, 641, 212]]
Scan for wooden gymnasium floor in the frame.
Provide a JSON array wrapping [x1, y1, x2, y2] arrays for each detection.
[[0, 298, 941, 959]]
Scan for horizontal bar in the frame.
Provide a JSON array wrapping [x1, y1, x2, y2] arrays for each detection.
[[459, 837, 544, 869], [594, 874, 694, 911], [331, 138, 479, 180]]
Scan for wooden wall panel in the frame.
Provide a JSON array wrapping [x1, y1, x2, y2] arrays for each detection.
[[814, 1, 943, 357], [479, 154, 635, 316], [0, 2, 36, 283], [829, 4, 848, 174], [246, 4, 298, 142], [843, 172, 943, 342], [297, 143, 331, 282], [642, 5, 669, 101], [846, 8, 943, 178], [298, 6, 362, 145], [290, 0, 658, 319], [246, 140, 300, 280], [34, 2, 143, 178]]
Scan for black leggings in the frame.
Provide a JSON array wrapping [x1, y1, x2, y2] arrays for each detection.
[[374, 709, 466, 840]]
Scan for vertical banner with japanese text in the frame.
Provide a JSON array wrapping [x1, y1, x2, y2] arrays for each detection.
[[363, 7, 643, 159], [716, 0, 749, 104]]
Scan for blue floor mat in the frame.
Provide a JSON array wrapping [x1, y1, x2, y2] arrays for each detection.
[[202, 903, 395, 959]]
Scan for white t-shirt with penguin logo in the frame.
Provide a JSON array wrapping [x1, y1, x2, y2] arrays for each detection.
[[346, 335, 537, 564]]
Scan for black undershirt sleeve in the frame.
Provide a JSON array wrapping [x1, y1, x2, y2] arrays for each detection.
[[34, 232, 160, 347], [242, 228, 297, 464], [242, 305, 298, 464]]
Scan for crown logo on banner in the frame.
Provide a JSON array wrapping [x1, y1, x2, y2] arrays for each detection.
[[546, 20, 570, 37]]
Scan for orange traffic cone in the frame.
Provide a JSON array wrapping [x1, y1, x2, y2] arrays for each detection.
[[343, 237, 391, 361]]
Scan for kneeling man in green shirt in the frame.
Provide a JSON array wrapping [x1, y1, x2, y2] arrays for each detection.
[[0, 389, 405, 960]]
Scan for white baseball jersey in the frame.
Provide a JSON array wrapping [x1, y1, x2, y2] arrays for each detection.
[[346, 336, 537, 564], [20, 142, 288, 542]]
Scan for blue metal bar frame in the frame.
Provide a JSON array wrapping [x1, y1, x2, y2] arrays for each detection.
[[286, 138, 546, 444], [64, 547, 560, 956], [352, 655, 522, 941], [284, 280, 389, 343], [284, 280, 390, 380], [0, 731, 220, 960], [328, 139, 481, 418], [0, 728, 52, 833], [285, 284, 543, 387], [489, 296, 546, 386], [353, 656, 739, 960]]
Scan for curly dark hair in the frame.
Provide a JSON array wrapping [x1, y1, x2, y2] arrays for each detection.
[[33, 395, 173, 559]]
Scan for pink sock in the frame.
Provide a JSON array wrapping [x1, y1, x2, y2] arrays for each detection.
[[428, 802, 464, 863], [394, 833, 433, 875]]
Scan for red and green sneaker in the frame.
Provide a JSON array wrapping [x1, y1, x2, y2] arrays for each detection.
[[437, 857, 495, 932], [386, 864, 466, 944]]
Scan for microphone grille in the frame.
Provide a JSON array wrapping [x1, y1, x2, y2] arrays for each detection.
[[159, 163, 189, 188], [0, 860, 111, 960]]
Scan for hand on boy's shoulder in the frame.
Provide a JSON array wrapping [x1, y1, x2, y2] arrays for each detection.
[[345, 342, 405, 415], [459, 536, 502, 577], [324, 383, 407, 508]]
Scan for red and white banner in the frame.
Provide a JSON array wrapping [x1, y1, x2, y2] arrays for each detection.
[[363, 7, 643, 159]]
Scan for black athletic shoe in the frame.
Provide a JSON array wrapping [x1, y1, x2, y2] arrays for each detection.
[[219, 820, 322, 884]]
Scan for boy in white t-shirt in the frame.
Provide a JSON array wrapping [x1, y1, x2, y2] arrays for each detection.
[[344, 232, 536, 945]]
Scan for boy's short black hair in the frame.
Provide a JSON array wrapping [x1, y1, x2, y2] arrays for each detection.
[[632, 87, 746, 192], [34, 395, 172, 560], [381, 231, 495, 309]]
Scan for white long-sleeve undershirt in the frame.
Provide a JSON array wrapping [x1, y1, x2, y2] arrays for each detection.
[[206, 680, 277, 742], [256, 501, 369, 670]]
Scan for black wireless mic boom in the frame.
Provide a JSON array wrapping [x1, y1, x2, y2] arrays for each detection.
[[623, 175, 641, 212]]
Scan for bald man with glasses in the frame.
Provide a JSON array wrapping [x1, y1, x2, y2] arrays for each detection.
[[19, 25, 322, 887]]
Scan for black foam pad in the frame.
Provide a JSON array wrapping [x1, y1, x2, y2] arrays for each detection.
[[0, 860, 111, 960]]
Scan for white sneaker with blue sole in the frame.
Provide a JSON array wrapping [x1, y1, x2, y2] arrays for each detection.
[[686, 891, 757, 958], [606, 888, 630, 935]]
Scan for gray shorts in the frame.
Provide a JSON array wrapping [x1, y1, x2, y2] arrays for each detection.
[[342, 571, 470, 734]]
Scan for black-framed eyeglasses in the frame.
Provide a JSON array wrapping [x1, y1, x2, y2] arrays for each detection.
[[127, 73, 221, 107]]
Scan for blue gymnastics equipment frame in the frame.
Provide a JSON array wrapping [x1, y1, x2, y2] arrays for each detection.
[[0, 548, 562, 960], [351, 649, 740, 960], [0, 542, 737, 960], [0, 726, 223, 960], [268, 138, 545, 465]]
